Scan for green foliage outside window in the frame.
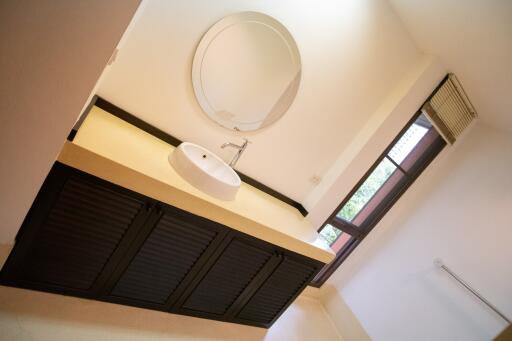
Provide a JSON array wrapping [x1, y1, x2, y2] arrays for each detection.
[[319, 224, 343, 245], [337, 158, 396, 222]]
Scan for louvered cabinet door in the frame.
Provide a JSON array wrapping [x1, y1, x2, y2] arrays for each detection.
[[174, 232, 281, 321], [102, 203, 228, 310], [234, 254, 322, 327], [0, 163, 151, 297]]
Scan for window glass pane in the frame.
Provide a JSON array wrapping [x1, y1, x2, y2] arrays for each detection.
[[319, 224, 342, 245], [388, 115, 431, 164], [351, 168, 405, 226], [319, 224, 352, 253], [336, 157, 396, 222], [313, 111, 446, 286]]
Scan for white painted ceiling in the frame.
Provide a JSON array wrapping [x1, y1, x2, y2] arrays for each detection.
[[389, 0, 512, 132], [96, 0, 421, 203]]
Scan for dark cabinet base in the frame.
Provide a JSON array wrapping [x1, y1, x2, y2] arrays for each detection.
[[0, 162, 323, 328]]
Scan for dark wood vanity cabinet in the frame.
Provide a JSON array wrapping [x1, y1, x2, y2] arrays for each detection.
[[101, 203, 228, 310], [0, 162, 323, 328], [234, 255, 318, 325], [0, 163, 152, 299]]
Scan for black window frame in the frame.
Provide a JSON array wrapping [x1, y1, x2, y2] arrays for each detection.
[[311, 77, 449, 287]]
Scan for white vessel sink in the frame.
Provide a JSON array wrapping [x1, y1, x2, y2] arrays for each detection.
[[169, 142, 241, 201]]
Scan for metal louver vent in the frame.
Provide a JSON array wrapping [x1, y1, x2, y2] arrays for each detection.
[[422, 74, 477, 144]]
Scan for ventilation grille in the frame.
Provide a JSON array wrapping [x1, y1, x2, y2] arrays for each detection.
[[112, 214, 218, 304], [237, 258, 315, 324], [183, 239, 272, 315], [422, 74, 477, 144], [20, 177, 144, 290]]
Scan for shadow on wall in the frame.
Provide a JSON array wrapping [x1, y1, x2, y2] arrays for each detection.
[[320, 285, 371, 341]]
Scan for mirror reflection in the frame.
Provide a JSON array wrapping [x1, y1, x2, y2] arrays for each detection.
[[192, 12, 301, 131]]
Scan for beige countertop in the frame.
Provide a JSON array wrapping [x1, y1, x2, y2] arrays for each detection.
[[58, 106, 334, 263]]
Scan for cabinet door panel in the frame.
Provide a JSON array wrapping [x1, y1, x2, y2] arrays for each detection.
[[177, 234, 275, 317], [0, 163, 150, 296], [106, 204, 227, 308], [235, 256, 319, 327]]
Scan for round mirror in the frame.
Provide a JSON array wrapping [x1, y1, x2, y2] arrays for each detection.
[[192, 12, 301, 131]]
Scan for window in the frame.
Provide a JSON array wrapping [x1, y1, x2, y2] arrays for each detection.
[[311, 112, 446, 287]]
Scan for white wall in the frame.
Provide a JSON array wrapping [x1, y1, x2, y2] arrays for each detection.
[[305, 56, 446, 224], [0, 286, 341, 341], [389, 0, 512, 132], [323, 122, 512, 340], [0, 0, 141, 243], [96, 0, 421, 203]]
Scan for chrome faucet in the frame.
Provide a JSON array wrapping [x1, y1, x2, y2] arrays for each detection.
[[221, 138, 250, 167]]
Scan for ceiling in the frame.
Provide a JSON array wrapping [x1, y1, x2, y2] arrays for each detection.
[[389, 0, 512, 132], [96, 0, 421, 203]]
